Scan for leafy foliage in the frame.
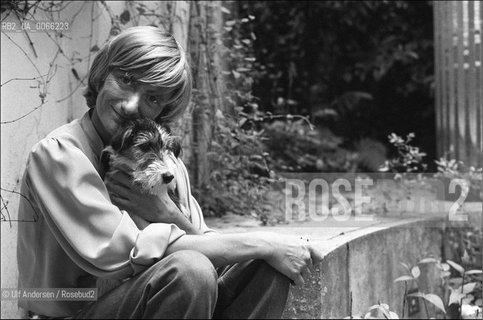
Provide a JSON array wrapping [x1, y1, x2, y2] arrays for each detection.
[[393, 254, 482, 319], [195, 1, 438, 218], [195, 107, 274, 217], [192, 9, 276, 218], [240, 0, 436, 168], [261, 119, 359, 173], [379, 132, 428, 173]]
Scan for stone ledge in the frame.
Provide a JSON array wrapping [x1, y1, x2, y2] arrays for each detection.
[[280, 218, 445, 319], [211, 203, 481, 319]]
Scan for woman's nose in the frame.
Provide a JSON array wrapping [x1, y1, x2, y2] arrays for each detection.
[[120, 92, 141, 118]]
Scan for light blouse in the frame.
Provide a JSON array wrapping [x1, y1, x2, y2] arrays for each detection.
[[17, 110, 212, 317]]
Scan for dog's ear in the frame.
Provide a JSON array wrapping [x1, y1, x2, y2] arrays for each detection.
[[167, 137, 182, 158], [100, 147, 114, 176], [162, 125, 172, 134], [112, 123, 135, 152]]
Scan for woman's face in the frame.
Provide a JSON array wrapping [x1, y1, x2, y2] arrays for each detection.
[[92, 70, 170, 144]]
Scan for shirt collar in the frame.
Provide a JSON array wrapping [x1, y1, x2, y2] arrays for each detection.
[[80, 109, 104, 159]]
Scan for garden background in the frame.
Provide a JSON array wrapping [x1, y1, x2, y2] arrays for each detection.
[[1, 1, 482, 319]]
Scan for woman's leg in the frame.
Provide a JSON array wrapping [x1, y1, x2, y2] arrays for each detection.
[[75, 250, 218, 319], [213, 260, 290, 319]]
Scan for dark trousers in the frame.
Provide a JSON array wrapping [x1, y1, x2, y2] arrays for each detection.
[[74, 250, 290, 319]]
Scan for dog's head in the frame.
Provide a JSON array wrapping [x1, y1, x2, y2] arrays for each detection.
[[101, 118, 182, 194]]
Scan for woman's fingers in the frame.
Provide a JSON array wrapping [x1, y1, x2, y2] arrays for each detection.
[[293, 273, 305, 286], [107, 183, 130, 200], [290, 244, 312, 285], [296, 237, 314, 274], [309, 244, 324, 265], [110, 193, 128, 207], [305, 257, 315, 274], [296, 241, 323, 285], [105, 170, 132, 188]]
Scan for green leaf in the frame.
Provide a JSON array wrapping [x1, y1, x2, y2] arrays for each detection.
[[438, 263, 450, 271], [394, 275, 414, 283], [368, 304, 391, 319], [408, 292, 446, 313], [421, 293, 446, 314], [418, 257, 438, 264], [446, 260, 465, 274], [462, 282, 477, 294], [411, 266, 421, 279], [449, 289, 466, 305], [465, 270, 483, 275], [461, 250, 471, 264], [376, 305, 391, 319]]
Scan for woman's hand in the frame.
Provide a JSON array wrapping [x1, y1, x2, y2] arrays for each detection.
[[105, 169, 202, 234], [105, 169, 180, 223], [262, 233, 324, 286]]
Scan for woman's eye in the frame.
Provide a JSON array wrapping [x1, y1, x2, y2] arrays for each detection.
[[148, 95, 158, 104], [120, 73, 133, 85]]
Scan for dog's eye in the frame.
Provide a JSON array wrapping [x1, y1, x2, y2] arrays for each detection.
[[139, 142, 152, 152]]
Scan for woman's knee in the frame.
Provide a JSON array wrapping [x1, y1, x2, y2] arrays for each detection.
[[123, 251, 218, 318], [153, 250, 218, 293]]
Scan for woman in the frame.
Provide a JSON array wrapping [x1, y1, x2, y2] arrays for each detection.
[[17, 26, 323, 319]]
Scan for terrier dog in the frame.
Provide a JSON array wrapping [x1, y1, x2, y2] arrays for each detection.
[[100, 118, 182, 209], [98, 119, 183, 295]]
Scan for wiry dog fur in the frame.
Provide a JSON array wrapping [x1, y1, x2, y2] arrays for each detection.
[[101, 118, 182, 204], [98, 119, 182, 295]]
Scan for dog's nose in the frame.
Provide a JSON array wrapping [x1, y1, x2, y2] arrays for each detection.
[[162, 173, 174, 184]]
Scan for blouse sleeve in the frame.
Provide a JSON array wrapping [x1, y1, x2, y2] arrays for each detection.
[[25, 136, 186, 279]]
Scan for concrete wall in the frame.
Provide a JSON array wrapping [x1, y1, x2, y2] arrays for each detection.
[[1, 2, 116, 318], [281, 207, 483, 319], [282, 218, 445, 319], [1, 2, 193, 317]]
